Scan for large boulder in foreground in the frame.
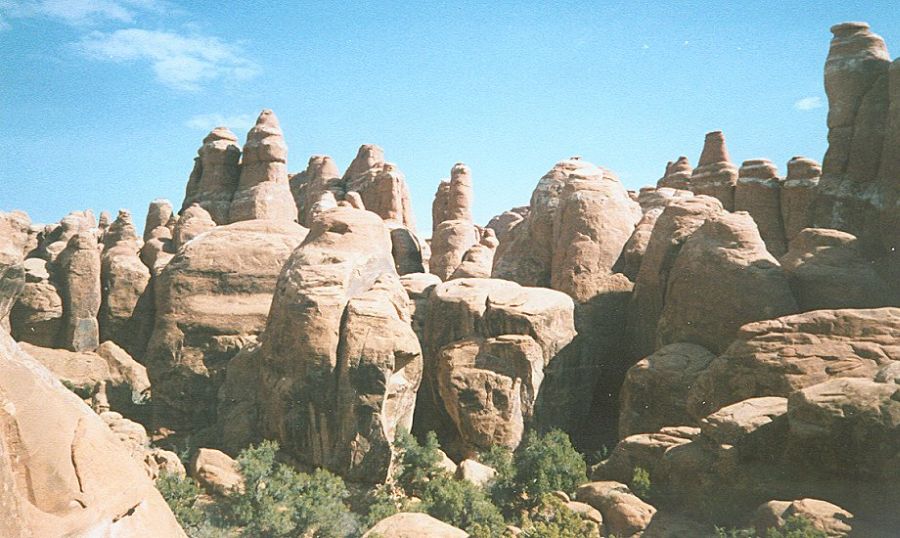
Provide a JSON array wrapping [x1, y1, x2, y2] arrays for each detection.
[[656, 211, 798, 354], [687, 308, 900, 419], [0, 329, 185, 537], [363, 512, 467, 537], [146, 219, 308, 431]]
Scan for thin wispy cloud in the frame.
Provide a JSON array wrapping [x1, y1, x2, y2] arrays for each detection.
[[78, 29, 260, 91], [0, 0, 166, 25], [794, 96, 823, 111], [185, 113, 254, 132]]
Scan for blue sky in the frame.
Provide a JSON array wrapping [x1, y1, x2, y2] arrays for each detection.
[[2, 1, 898, 233]]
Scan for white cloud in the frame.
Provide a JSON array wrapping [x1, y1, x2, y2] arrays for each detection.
[[78, 28, 260, 91], [185, 113, 254, 132], [1, 0, 166, 25], [794, 96, 823, 111]]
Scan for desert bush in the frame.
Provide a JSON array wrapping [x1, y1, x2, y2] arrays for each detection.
[[421, 474, 505, 536], [156, 472, 205, 530], [630, 466, 652, 500], [510, 430, 587, 508], [714, 515, 828, 538], [520, 494, 598, 538]]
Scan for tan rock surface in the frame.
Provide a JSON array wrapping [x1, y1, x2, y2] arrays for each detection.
[[363, 512, 467, 537], [690, 131, 739, 210], [183, 127, 241, 224]]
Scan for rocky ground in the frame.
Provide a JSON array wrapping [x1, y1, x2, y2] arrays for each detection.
[[1, 20, 899, 538]]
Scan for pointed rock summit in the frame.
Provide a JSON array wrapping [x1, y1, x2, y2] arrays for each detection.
[[291, 155, 342, 226], [690, 131, 739, 210], [228, 110, 298, 223], [657, 156, 692, 190]]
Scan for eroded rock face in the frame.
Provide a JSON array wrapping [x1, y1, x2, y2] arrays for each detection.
[[690, 131, 739, 210], [173, 203, 216, 249], [0, 330, 186, 538], [627, 196, 724, 359], [781, 156, 822, 244], [486, 206, 528, 245], [450, 227, 499, 279], [229, 110, 298, 223], [432, 180, 451, 233], [144, 199, 174, 242], [249, 207, 422, 482], [781, 228, 897, 310], [57, 232, 102, 352], [735, 159, 787, 256], [146, 219, 308, 431], [364, 513, 467, 538], [100, 211, 150, 352], [687, 308, 900, 419], [291, 155, 342, 226], [429, 220, 479, 281], [446, 162, 473, 222], [342, 145, 416, 229], [619, 343, 715, 437], [9, 258, 62, 347], [657, 156, 693, 191], [183, 127, 241, 224], [657, 212, 798, 354]]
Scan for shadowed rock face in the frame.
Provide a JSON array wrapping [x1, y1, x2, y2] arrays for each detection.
[[146, 219, 308, 431], [183, 127, 241, 225], [689, 131, 739, 210], [57, 232, 102, 352], [237, 207, 422, 482], [0, 329, 186, 538], [735, 159, 787, 256], [781, 156, 821, 244], [229, 110, 298, 223]]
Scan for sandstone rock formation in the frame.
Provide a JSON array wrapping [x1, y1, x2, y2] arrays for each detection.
[[781, 156, 822, 244], [190, 448, 243, 497], [449, 227, 498, 279], [100, 210, 150, 352], [57, 232, 102, 351], [229, 110, 298, 223], [575, 481, 656, 538], [146, 219, 308, 430], [342, 144, 416, 228], [656, 156, 692, 190], [429, 219, 478, 280], [9, 258, 62, 347], [235, 207, 422, 482], [0, 328, 186, 537], [753, 499, 853, 537], [627, 195, 724, 359], [432, 180, 451, 233], [687, 307, 900, 419], [446, 162, 473, 222], [364, 512, 467, 537], [290, 154, 342, 226], [735, 158, 787, 256], [183, 127, 241, 224], [656, 211, 798, 353], [690, 131, 739, 210], [780, 228, 897, 310], [173, 203, 216, 249]]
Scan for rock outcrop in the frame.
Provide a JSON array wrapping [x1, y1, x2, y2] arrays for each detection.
[[228, 110, 298, 223], [656, 212, 798, 353], [99, 210, 150, 352], [689, 131, 739, 210], [0, 329, 186, 537], [735, 158, 787, 256], [656, 156, 692, 191], [183, 127, 241, 224], [146, 219, 308, 431], [57, 232, 102, 352], [364, 512, 467, 537], [290, 154, 342, 226], [341, 144, 416, 228], [780, 156, 822, 244]]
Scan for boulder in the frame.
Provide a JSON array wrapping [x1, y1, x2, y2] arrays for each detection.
[[363, 512, 467, 538], [753, 499, 853, 538], [437, 335, 545, 451], [190, 448, 243, 497], [657, 211, 798, 353], [0, 329, 186, 537], [144, 199, 174, 242], [689, 131, 739, 210], [590, 427, 698, 484], [619, 343, 715, 437], [575, 481, 656, 538], [172, 203, 216, 249], [182, 127, 241, 224], [780, 228, 897, 310], [735, 159, 787, 256], [146, 219, 308, 430], [229, 110, 298, 223], [455, 459, 497, 488], [687, 308, 900, 419], [429, 219, 478, 280], [9, 272, 63, 347]]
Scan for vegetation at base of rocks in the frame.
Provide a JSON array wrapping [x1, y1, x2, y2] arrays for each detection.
[[715, 515, 828, 538], [520, 494, 599, 538], [158, 440, 360, 538], [380, 428, 590, 536], [630, 466, 652, 501]]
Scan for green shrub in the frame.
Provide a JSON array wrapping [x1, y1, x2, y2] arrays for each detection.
[[630, 467, 652, 501], [393, 429, 448, 497], [767, 516, 828, 538], [521, 494, 598, 538], [421, 474, 506, 536], [227, 440, 359, 538], [156, 472, 205, 530], [511, 430, 587, 508]]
